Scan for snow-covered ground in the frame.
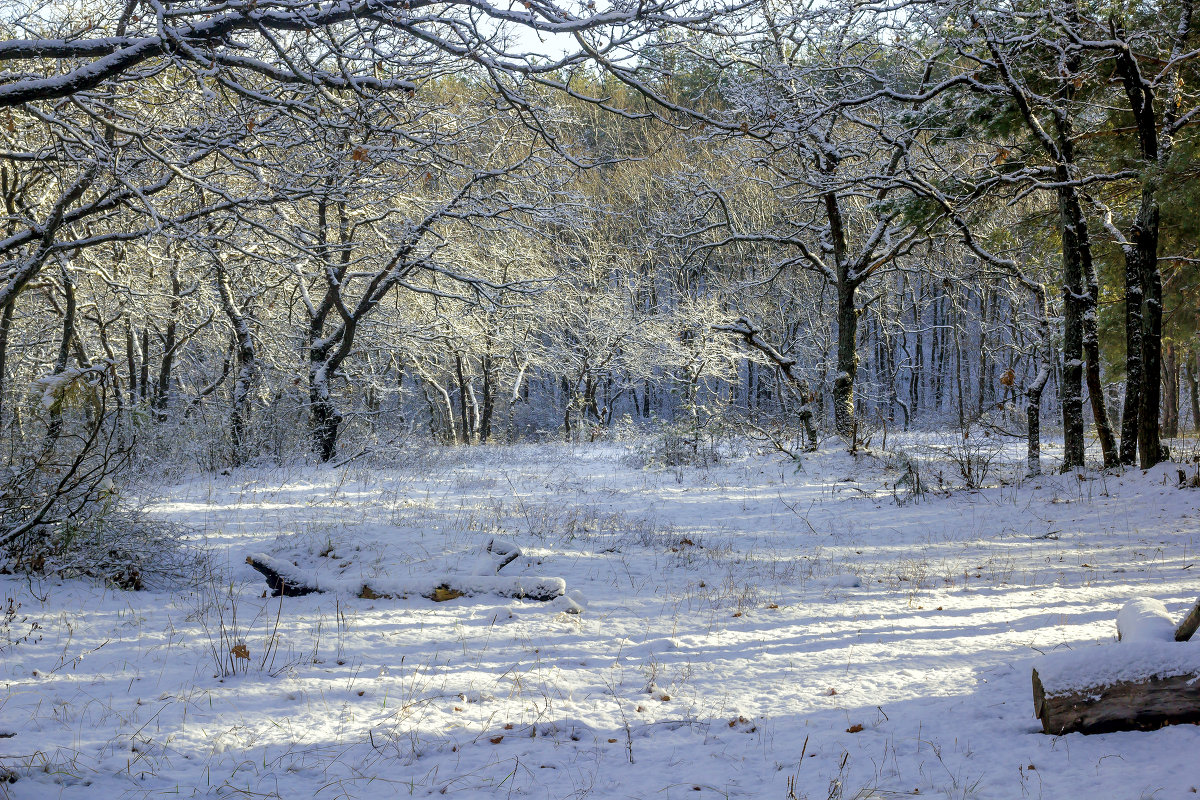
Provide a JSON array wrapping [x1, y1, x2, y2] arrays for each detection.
[[3, 438, 1199, 799]]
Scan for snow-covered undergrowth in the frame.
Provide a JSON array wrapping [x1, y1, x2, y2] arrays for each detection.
[[2, 440, 1199, 799]]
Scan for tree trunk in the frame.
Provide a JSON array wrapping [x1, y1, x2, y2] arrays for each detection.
[[1120, 243, 1144, 464], [833, 283, 858, 438], [43, 264, 83, 450], [212, 252, 257, 466], [1057, 186, 1087, 470], [480, 352, 495, 443], [0, 297, 14, 424], [152, 257, 182, 419], [1186, 354, 1200, 432], [125, 320, 139, 405], [1032, 667, 1200, 736], [138, 328, 150, 402], [912, 309, 922, 415], [454, 353, 470, 445], [1163, 343, 1179, 439], [1027, 369, 1048, 477], [1139, 245, 1164, 465], [1107, 7, 1191, 468], [309, 369, 341, 463], [1026, 284, 1051, 477], [1082, 245, 1118, 467]]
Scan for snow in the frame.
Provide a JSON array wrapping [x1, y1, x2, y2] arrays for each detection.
[[1034, 640, 1200, 697], [1116, 596, 1177, 642], [2, 440, 1200, 799]]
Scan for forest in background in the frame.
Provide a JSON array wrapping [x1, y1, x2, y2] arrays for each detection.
[[2, 0, 1199, 573]]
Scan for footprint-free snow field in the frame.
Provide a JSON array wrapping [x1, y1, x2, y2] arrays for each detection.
[[3, 441, 1198, 799]]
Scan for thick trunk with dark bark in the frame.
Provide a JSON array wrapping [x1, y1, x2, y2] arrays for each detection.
[[833, 284, 858, 439], [152, 258, 182, 419], [309, 366, 342, 463], [1163, 343, 1179, 439], [1057, 187, 1087, 470], [1186, 355, 1200, 431], [1082, 244, 1118, 467], [454, 353, 470, 445], [1138, 220, 1164, 465], [0, 297, 14, 423], [480, 352, 497, 442], [125, 321, 139, 404], [1120, 243, 1144, 464]]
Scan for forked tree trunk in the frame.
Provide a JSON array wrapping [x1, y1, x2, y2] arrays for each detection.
[[213, 253, 257, 466], [1108, 3, 1194, 467], [152, 256, 182, 420]]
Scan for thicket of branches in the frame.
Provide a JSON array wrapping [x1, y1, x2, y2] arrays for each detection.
[[1, 0, 1198, 572]]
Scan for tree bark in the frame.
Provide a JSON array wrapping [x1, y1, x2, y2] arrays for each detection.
[[310, 363, 342, 463], [833, 281, 858, 439], [1176, 597, 1200, 642], [454, 353, 471, 445], [1163, 343, 1179, 439], [1107, 2, 1194, 467], [0, 297, 14, 424], [1057, 186, 1087, 470], [212, 252, 257, 466], [1120, 241, 1144, 464], [1186, 354, 1200, 432], [1082, 243, 1118, 467], [1026, 284, 1052, 477], [1032, 667, 1200, 735], [152, 255, 182, 419]]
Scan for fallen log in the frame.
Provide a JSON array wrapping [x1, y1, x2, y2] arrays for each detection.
[[1117, 597, 1176, 642], [358, 575, 566, 603], [1032, 657, 1200, 735], [1033, 597, 1200, 735], [246, 554, 322, 597], [245, 549, 568, 604], [1176, 596, 1200, 642]]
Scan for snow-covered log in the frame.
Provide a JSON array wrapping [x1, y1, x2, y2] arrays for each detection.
[[1176, 597, 1200, 642], [359, 576, 566, 603], [246, 554, 324, 597], [1032, 641, 1200, 735], [1032, 599, 1200, 735], [246, 539, 567, 604], [1116, 597, 1177, 642]]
